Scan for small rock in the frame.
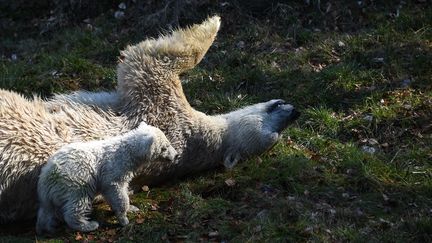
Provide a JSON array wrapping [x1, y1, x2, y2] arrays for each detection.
[[363, 115, 373, 122], [403, 104, 412, 109], [236, 41, 245, 49], [304, 226, 314, 233], [368, 138, 379, 145], [401, 78, 411, 88], [11, 54, 17, 61], [337, 41, 345, 47], [118, 2, 127, 10], [372, 57, 384, 63], [304, 190, 310, 196], [142, 185, 150, 192], [114, 10, 125, 19], [254, 225, 262, 232], [85, 23, 93, 31], [256, 209, 269, 220], [261, 184, 275, 194], [342, 192, 350, 198], [271, 61, 280, 69], [194, 99, 202, 106], [367, 85, 376, 91], [362, 145, 376, 154], [346, 168, 355, 175], [208, 231, 219, 238], [379, 218, 394, 227]]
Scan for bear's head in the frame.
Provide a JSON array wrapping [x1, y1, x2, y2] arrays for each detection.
[[136, 122, 178, 163], [221, 99, 300, 169]]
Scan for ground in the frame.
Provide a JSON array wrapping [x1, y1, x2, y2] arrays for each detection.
[[0, 1, 431, 242]]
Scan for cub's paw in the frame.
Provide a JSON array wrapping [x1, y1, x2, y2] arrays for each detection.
[[81, 221, 100, 232], [117, 215, 129, 226], [128, 204, 140, 213]]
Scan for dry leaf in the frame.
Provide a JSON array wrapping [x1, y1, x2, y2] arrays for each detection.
[[75, 232, 83, 241], [225, 178, 236, 187], [107, 228, 116, 236], [256, 157, 263, 164], [136, 218, 145, 224], [151, 203, 159, 211]]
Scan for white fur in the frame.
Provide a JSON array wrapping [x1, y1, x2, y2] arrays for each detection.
[[36, 122, 176, 234], [50, 91, 120, 111], [0, 16, 299, 223]]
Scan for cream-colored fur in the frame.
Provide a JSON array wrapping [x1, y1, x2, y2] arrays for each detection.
[[0, 16, 299, 223], [36, 122, 176, 234], [0, 90, 129, 223]]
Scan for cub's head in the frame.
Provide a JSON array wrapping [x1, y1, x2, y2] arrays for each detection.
[[136, 123, 178, 163], [222, 99, 300, 169]]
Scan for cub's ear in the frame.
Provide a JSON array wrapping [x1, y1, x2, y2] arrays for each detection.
[[223, 152, 241, 169]]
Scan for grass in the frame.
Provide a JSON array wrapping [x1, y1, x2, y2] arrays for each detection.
[[0, 1, 431, 242]]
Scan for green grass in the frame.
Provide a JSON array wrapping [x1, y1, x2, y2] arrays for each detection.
[[1, 1, 431, 242]]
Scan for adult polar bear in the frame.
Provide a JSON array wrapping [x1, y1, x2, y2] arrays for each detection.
[[0, 16, 299, 223]]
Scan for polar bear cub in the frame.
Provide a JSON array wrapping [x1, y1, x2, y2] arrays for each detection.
[[36, 122, 177, 234]]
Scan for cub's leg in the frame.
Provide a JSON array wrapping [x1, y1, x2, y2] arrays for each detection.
[[103, 184, 130, 226], [63, 196, 99, 232], [36, 204, 59, 235]]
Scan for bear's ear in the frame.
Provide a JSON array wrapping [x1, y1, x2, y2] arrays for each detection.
[[223, 152, 241, 169]]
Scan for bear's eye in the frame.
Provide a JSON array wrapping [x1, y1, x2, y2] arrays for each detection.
[[267, 100, 286, 113]]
